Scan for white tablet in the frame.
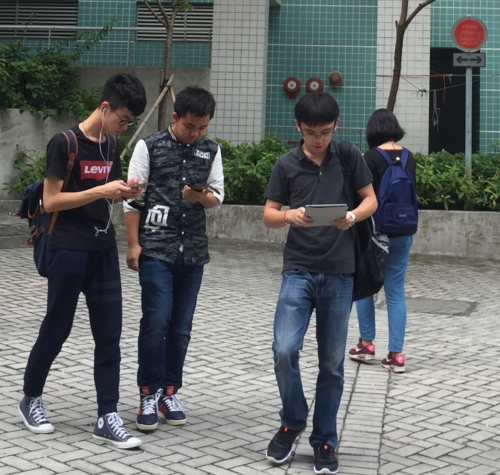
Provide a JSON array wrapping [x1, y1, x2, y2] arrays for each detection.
[[305, 204, 348, 227]]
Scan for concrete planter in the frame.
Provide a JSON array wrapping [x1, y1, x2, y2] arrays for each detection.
[[204, 206, 500, 261], [6, 201, 500, 261]]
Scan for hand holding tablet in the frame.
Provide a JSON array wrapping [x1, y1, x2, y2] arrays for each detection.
[[304, 204, 348, 227]]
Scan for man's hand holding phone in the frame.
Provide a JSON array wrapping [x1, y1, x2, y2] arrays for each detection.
[[123, 179, 151, 199], [128, 181, 152, 189], [183, 184, 209, 202]]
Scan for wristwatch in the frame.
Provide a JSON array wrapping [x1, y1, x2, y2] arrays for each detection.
[[347, 211, 356, 227]]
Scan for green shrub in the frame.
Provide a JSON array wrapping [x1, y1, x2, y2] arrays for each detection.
[[3, 147, 47, 195], [0, 23, 113, 119], [415, 151, 500, 211], [5, 137, 500, 213], [217, 135, 290, 205]]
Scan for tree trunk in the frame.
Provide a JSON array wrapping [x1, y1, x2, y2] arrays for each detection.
[[386, 0, 438, 111], [387, 22, 407, 111], [157, 28, 173, 130], [386, 0, 409, 111]]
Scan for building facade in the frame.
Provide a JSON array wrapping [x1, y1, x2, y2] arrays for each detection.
[[1, 0, 499, 152]]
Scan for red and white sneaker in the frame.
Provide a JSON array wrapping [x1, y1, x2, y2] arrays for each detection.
[[348, 338, 375, 362], [381, 352, 405, 373]]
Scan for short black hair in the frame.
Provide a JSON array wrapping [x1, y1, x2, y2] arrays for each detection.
[[100, 73, 147, 117], [174, 86, 216, 119], [365, 109, 406, 148], [295, 92, 340, 127]]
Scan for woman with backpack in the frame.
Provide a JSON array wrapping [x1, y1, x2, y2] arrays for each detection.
[[348, 109, 417, 373]]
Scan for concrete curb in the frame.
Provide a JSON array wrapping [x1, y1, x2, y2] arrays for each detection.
[[4, 200, 500, 260]]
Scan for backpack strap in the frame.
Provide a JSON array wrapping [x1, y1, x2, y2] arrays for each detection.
[[108, 133, 117, 155], [375, 147, 409, 168], [46, 130, 78, 234], [337, 141, 356, 211]]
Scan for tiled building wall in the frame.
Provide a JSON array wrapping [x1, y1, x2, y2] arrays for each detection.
[[265, 0, 378, 149], [78, 0, 212, 68], [208, 0, 270, 143], [8, 0, 212, 68], [432, 0, 500, 151], [376, 0, 431, 154]]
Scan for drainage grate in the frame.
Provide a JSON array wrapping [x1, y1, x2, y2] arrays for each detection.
[[406, 298, 476, 316]]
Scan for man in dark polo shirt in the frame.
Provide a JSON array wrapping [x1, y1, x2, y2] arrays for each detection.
[[263, 92, 377, 475]]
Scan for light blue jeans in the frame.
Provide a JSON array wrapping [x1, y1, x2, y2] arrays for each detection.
[[272, 269, 353, 448], [355, 235, 413, 353]]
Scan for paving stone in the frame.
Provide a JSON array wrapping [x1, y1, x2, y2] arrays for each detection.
[[2, 234, 500, 474]]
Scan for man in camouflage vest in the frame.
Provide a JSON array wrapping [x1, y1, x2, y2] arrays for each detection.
[[124, 86, 224, 432]]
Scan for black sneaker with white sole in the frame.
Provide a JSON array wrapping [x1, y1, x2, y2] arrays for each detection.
[[18, 395, 55, 434], [313, 444, 339, 474], [93, 412, 142, 449], [266, 426, 304, 464]]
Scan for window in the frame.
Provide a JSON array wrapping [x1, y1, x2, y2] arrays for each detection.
[[137, 2, 213, 42], [0, 1, 78, 40]]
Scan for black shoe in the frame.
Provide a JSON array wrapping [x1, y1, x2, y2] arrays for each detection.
[[18, 395, 54, 434], [266, 426, 304, 464], [136, 386, 162, 431], [313, 444, 339, 474], [158, 394, 186, 426]]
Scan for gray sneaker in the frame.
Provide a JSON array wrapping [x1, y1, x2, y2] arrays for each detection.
[[18, 395, 55, 434], [93, 412, 142, 449]]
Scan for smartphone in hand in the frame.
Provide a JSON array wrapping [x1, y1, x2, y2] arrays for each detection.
[[129, 182, 152, 189], [190, 184, 209, 192], [190, 184, 220, 194]]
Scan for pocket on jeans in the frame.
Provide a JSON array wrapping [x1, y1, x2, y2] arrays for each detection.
[[338, 273, 354, 281], [282, 268, 303, 276]]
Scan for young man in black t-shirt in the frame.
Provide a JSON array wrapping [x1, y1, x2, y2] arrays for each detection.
[[18, 73, 147, 449], [263, 93, 377, 474]]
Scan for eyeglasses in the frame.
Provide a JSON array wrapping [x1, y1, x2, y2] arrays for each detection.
[[113, 110, 136, 127], [302, 131, 334, 141]]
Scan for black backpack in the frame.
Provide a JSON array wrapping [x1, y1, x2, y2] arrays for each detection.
[[14, 130, 78, 277], [338, 142, 389, 302]]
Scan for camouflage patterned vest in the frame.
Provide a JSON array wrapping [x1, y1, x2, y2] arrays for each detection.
[[139, 130, 219, 266]]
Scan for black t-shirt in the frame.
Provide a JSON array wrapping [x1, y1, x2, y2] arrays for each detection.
[[266, 140, 373, 274], [45, 126, 122, 250], [363, 148, 417, 194]]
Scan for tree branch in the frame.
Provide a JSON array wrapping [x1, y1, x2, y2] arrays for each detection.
[[155, 0, 172, 29], [143, 0, 167, 28], [405, 0, 438, 28]]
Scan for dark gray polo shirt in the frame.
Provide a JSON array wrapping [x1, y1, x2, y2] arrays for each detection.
[[266, 140, 372, 274]]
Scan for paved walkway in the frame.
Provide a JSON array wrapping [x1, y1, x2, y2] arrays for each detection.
[[1, 217, 500, 475]]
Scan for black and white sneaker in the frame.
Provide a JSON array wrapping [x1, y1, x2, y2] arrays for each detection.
[[266, 426, 304, 464], [18, 395, 55, 434], [158, 394, 186, 426], [313, 444, 339, 474], [93, 412, 142, 449]]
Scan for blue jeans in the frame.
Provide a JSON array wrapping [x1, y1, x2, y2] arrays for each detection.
[[137, 252, 204, 393], [355, 235, 413, 353], [272, 269, 354, 448]]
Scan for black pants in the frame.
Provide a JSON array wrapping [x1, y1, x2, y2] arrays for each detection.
[[23, 247, 122, 416]]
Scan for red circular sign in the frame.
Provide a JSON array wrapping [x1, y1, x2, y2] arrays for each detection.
[[452, 17, 488, 52]]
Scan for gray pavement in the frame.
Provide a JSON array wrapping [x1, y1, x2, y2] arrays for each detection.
[[1, 216, 500, 475]]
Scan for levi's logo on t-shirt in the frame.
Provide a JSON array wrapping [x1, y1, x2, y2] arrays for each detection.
[[80, 161, 113, 180]]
